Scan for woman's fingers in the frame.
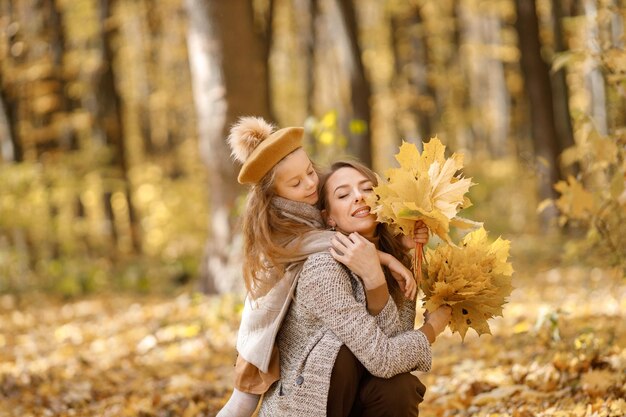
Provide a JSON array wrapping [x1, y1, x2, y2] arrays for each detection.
[[334, 232, 355, 247], [329, 247, 344, 262], [330, 239, 345, 257], [331, 234, 351, 252]]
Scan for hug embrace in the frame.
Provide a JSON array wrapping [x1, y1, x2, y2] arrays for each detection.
[[217, 117, 452, 417]]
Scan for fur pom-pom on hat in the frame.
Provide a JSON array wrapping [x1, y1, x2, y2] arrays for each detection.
[[227, 116, 305, 184], [228, 117, 275, 163]]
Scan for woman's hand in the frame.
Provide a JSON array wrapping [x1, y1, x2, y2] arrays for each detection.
[[378, 251, 417, 300], [400, 220, 429, 251], [330, 232, 386, 290], [425, 305, 452, 337]]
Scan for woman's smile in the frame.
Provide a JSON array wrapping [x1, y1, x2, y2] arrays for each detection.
[[351, 206, 371, 217]]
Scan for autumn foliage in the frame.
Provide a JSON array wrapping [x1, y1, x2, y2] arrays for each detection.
[[423, 227, 514, 340], [367, 140, 476, 244]]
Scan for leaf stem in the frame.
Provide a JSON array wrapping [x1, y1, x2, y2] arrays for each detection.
[[415, 241, 423, 282]]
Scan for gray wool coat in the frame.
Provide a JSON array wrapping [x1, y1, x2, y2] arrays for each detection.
[[258, 252, 432, 417]]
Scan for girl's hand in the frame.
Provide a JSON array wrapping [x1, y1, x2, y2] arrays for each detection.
[[330, 232, 386, 290], [400, 220, 430, 250], [379, 251, 417, 300]]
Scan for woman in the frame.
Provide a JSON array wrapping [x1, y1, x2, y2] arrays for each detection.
[[258, 160, 451, 417]]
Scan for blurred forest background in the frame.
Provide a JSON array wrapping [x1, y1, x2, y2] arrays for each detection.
[[0, 0, 625, 416]]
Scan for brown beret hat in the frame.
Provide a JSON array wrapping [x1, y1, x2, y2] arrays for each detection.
[[238, 127, 304, 184]]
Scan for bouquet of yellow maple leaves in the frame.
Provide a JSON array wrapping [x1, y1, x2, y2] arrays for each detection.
[[366, 139, 514, 339], [422, 227, 513, 340], [365, 139, 479, 279]]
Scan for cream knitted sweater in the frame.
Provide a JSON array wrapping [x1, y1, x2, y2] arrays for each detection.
[[258, 252, 432, 417]]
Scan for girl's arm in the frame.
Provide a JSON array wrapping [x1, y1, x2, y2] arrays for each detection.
[[377, 251, 417, 300]]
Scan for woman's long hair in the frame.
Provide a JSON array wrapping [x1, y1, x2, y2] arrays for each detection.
[[318, 160, 411, 305], [241, 163, 319, 299]]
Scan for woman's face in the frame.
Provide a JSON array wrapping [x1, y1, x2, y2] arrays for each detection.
[[273, 148, 319, 205], [323, 167, 377, 238]]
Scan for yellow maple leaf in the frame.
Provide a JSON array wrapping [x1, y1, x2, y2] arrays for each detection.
[[421, 227, 514, 340], [554, 176, 597, 221], [366, 139, 478, 241]]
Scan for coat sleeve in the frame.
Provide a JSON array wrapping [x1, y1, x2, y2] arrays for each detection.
[[372, 293, 419, 336], [397, 296, 418, 332], [297, 253, 432, 377], [372, 295, 402, 335]]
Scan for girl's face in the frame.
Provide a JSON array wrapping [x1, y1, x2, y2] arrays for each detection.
[[273, 148, 319, 205], [323, 167, 377, 238]]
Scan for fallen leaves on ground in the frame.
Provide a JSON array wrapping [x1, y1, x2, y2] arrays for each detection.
[[0, 293, 242, 417], [0, 263, 624, 416], [419, 265, 625, 417]]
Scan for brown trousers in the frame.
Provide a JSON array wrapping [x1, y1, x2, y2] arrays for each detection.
[[327, 345, 426, 417]]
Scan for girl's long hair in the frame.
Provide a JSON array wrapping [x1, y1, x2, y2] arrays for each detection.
[[318, 160, 411, 305], [242, 163, 319, 299]]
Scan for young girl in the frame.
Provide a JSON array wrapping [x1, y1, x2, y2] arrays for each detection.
[[217, 117, 422, 417]]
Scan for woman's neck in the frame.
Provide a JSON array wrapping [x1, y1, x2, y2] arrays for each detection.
[[363, 232, 380, 248]]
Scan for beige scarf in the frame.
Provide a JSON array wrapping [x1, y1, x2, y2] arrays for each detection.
[[236, 197, 334, 372]]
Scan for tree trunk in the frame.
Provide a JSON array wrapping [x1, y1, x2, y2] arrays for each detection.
[[514, 0, 562, 216], [582, 0, 608, 135], [214, 2, 273, 123], [337, 0, 372, 167], [47, 0, 76, 151], [551, 0, 575, 158], [99, 0, 125, 163], [306, 0, 318, 121], [0, 91, 16, 162], [185, 0, 272, 294], [99, 0, 137, 251]]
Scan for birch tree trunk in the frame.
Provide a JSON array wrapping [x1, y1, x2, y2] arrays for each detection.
[[185, 0, 272, 294], [582, 0, 608, 135], [337, 0, 372, 167]]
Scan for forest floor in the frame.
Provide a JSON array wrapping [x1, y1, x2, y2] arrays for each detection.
[[0, 242, 624, 417]]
